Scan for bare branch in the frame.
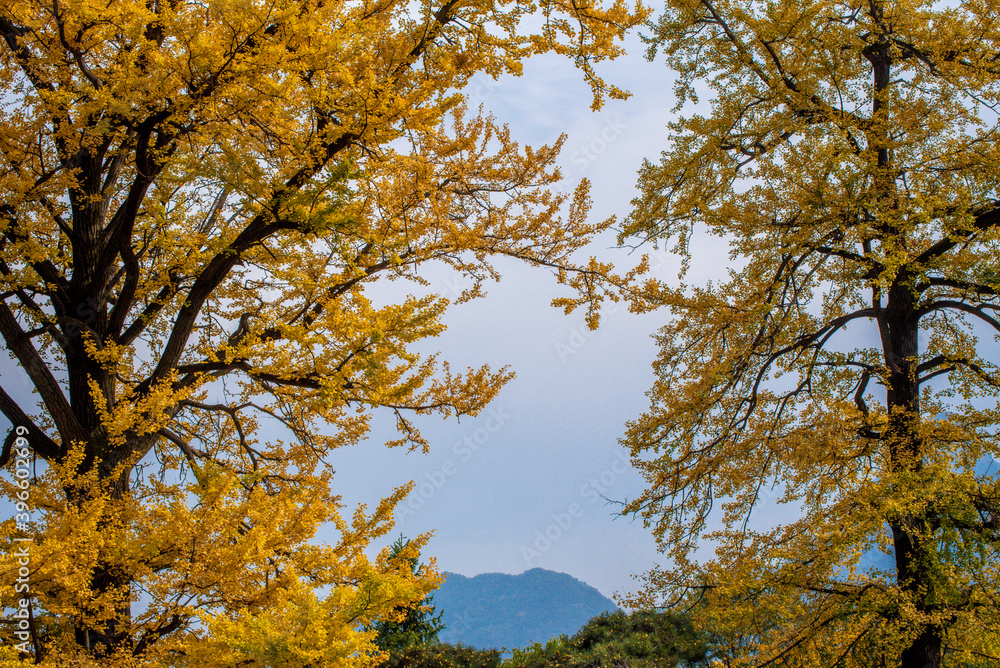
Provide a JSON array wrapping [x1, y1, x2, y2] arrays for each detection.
[[917, 300, 1000, 334], [0, 301, 83, 447]]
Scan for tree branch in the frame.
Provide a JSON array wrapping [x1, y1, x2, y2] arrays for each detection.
[[0, 301, 83, 448], [915, 204, 1000, 266], [917, 300, 1000, 334], [0, 387, 61, 465]]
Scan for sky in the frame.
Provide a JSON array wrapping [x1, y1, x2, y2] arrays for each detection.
[[321, 32, 710, 602], [0, 27, 739, 604]]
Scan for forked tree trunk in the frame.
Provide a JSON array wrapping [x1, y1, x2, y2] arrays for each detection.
[[865, 16, 944, 666]]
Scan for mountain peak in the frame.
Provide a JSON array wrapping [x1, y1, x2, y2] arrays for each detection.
[[435, 569, 617, 651]]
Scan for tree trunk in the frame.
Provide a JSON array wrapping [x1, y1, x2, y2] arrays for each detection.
[[900, 627, 943, 668], [68, 460, 134, 655], [59, 199, 138, 653], [881, 282, 941, 668], [64, 285, 134, 654], [865, 13, 944, 665], [73, 563, 133, 654]]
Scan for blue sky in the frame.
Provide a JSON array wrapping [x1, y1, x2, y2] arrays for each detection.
[[321, 34, 690, 601]]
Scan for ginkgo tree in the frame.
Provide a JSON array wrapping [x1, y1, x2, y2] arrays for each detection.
[[620, 1, 1000, 667], [0, 0, 643, 664]]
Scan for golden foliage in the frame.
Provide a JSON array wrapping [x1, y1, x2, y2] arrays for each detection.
[[0, 0, 643, 663], [620, 1, 1000, 666]]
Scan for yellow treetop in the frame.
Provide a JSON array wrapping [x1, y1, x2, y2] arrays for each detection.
[[620, 1, 1000, 666], [0, 0, 644, 664]]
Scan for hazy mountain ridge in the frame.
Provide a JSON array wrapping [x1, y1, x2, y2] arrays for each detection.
[[434, 568, 618, 651]]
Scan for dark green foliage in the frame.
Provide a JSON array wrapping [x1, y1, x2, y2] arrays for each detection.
[[506, 610, 710, 668], [507, 637, 574, 668], [372, 537, 445, 656], [381, 643, 504, 668], [573, 610, 710, 667]]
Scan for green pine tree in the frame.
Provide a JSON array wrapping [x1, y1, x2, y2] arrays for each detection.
[[373, 537, 446, 657]]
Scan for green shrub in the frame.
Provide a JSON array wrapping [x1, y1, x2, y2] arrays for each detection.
[[382, 643, 504, 668]]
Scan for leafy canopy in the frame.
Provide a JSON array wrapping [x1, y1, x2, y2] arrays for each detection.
[[620, 0, 1000, 666], [507, 609, 710, 668], [0, 0, 644, 664], [378, 643, 503, 668]]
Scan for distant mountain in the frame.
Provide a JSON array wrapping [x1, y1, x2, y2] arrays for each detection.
[[434, 568, 618, 651]]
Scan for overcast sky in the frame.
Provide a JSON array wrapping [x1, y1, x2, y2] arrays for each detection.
[[346, 25, 1000, 605], [323, 33, 708, 601]]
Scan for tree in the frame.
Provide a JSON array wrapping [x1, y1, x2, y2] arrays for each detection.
[[506, 609, 711, 668], [380, 643, 503, 668], [619, 1, 1000, 667], [0, 0, 642, 663], [373, 537, 445, 658]]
